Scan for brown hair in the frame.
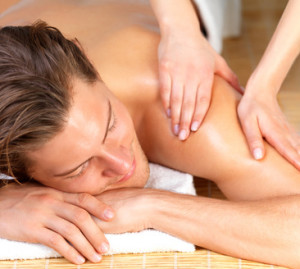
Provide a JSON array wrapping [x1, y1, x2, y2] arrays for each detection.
[[0, 20, 100, 183]]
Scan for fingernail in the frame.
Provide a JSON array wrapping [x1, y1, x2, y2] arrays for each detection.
[[174, 124, 179, 135], [101, 242, 110, 253], [166, 108, 171, 118], [191, 121, 200, 132], [92, 253, 102, 262], [104, 209, 114, 220], [179, 129, 187, 141], [253, 148, 263, 160], [77, 255, 85, 264]]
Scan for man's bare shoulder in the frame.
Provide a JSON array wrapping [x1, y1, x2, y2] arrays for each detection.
[[137, 76, 243, 178]]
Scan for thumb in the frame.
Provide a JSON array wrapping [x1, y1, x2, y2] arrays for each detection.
[[215, 58, 242, 93]]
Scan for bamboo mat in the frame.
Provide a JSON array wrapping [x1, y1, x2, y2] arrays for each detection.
[[0, 251, 288, 269]]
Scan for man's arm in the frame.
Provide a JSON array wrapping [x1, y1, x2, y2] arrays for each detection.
[[149, 190, 300, 268], [96, 188, 300, 268], [0, 182, 114, 264]]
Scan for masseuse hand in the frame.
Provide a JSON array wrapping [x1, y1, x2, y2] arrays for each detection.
[[0, 182, 114, 264], [158, 32, 241, 140], [238, 86, 300, 169]]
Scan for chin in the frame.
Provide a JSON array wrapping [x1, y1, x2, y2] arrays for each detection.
[[121, 153, 150, 189]]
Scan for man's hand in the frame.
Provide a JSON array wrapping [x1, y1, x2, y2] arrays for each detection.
[[0, 183, 115, 264], [238, 92, 300, 169], [158, 34, 241, 140], [95, 188, 153, 234]]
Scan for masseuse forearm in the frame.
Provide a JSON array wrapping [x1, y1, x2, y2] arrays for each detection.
[[150, 191, 300, 268], [248, 0, 300, 95], [149, 0, 200, 36]]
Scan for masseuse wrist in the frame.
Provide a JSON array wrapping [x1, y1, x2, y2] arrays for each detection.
[[245, 71, 280, 101], [156, 2, 200, 40], [160, 24, 205, 54], [159, 15, 200, 38]]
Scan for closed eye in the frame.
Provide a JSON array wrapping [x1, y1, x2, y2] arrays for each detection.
[[108, 111, 117, 132], [66, 160, 90, 179]]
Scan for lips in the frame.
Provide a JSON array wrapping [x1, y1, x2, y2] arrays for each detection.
[[117, 159, 136, 183]]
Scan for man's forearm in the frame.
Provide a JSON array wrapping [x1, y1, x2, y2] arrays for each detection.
[[148, 191, 300, 268]]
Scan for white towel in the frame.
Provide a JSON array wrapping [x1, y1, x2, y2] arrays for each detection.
[[0, 163, 196, 260]]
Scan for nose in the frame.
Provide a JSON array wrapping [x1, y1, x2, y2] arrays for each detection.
[[101, 145, 132, 178]]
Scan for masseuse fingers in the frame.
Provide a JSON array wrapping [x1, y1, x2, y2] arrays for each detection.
[[262, 121, 300, 170], [266, 131, 300, 170], [39, 228, 86, 264], [190, 75, 213, 132], [291, 131, 300, 154], [170, 80, 184, 136], [57, 202, 110, 255], [64, 192, 115, 221], [176, 79, 199, 140], [215, 55, 242, 93], [46, 216, 102, 263], [158, 68, 172, 116], [240, 116, 265, 160]]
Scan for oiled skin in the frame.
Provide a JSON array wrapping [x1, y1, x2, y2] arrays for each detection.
[[1, 0, 300, 201]]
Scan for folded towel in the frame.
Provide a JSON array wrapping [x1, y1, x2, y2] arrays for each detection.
[[0, 163, 196, 260]]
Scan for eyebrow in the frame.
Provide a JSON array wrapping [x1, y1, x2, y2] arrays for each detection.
[[54, 99, 111, 178]]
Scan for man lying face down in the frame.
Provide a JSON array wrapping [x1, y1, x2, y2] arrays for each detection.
[[0, 13, 300, 269]]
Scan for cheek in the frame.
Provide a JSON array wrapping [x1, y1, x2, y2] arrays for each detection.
[[50, 178, 101, 194], [37, 172, 105, 194], [116, 102, 135, 138], [67, 165, 111, 194]]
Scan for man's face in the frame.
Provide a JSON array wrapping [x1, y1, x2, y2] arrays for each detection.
[[27, 79, 149, 194]]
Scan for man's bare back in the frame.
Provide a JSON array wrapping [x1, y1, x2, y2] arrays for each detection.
[[1, 0, 300, 200], [2, 1, 300, 267]]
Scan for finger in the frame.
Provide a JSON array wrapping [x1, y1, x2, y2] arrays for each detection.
[[240, 116, 265, 160], [57, 200, 110, 255], [178, 84, 198, 140], [64, 192, 114, 221], [191, 75, 213, 131], [286, 124, 300, 147], [170, 81, 184, 136], [39, 228, 86, 264], [295, 136, 300, 155], [267, 132, 300, 170], [215, 58, 242, 93], [287, 127, 300, 153], [158, 66, 172, 116], [263, 126, 300, 170], [46, 216, 103, 263]]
